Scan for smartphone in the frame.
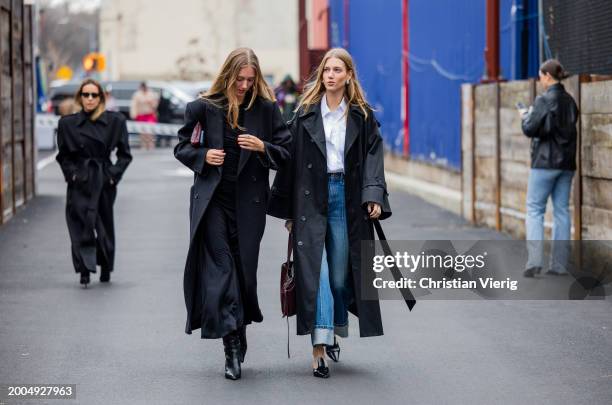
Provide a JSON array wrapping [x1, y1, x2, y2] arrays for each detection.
[[515, 102, 526, 110]]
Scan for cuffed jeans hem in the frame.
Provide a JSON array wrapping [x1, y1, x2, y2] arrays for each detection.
[[311, 327, 334, 346], [334, 324, 348, 338]]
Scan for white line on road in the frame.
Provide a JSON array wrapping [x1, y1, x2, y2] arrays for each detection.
[[37, 152, 58, 171]]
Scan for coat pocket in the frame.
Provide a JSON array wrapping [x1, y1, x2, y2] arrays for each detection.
[[71, 165, 89, 184]]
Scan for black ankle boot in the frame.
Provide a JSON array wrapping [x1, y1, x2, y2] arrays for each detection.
[[100, 268, 110, 283], [238, 325, 247, 363], [80, 271, 90, 287], [222, 333, 241, 380]]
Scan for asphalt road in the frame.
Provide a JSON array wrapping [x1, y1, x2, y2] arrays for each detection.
[[1, 149, 611, 405]]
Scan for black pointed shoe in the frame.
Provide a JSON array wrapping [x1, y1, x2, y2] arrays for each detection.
[[223, 334, 241, 380], [238, 325, 247, 363], [100, 268, 111, 283], [80, 271, 90, 288], [313, 357, 329, 379], [326, 337, 340, 362]]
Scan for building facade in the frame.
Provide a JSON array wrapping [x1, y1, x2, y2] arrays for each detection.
[[99, 0, 299, 84]]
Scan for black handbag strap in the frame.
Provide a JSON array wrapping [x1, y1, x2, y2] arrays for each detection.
[[372, 219, 416, 311]]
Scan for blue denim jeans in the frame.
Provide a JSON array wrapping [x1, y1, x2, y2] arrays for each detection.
[[312, 176, 351, 346], [525, 168, 574, 273]]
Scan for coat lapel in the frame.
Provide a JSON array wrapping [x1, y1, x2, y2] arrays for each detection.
[[205, 104, 224, 150], [302, 102, 326, 159], [238, 99, 261, 175], [77, 111, 109, 148], [202, 102, 225, 175], [344, 106, 363, 158]]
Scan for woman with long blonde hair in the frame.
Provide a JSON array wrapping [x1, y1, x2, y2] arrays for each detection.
[[174, 48, 291, 380], [269, 48, 391, 378]]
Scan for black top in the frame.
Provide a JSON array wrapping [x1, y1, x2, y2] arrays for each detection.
[[220, 99, 248, 182], [213, 99, 249, 210], [521, 83, 579, 170]]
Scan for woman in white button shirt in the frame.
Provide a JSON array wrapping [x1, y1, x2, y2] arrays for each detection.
[[269, 48, 391, 379]]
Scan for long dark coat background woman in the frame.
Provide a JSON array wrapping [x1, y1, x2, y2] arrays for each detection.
[[56, 79, 132, 286], [268, 51, 391, 341]]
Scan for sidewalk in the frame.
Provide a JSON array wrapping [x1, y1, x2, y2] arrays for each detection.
[[0, 149, 610, 405]]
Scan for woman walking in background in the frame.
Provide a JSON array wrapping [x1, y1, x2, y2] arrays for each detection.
[[268, 48, 391, 378], [130, 82, 159, 150], [274, 75, 299, 122], [56, 78, 132, 287], [174, 48, 291, 380], [520, 59, 578, 277]]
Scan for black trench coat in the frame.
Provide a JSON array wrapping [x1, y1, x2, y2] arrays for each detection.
[[174, 96, 291, 338], [268, 102, 391, 337], [56, 110, 132, 274]]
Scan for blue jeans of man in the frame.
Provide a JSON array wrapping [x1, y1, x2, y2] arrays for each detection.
[[525, 168, 574, 273], [311, 176, 351, 346]]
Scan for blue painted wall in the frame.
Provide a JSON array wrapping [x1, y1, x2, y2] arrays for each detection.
[[409, 0, 486, 169], [326, 0, 538, 171], [500, 0, 514, 79], [347, 0, 404, 153], [501, 0, 540, 80], [328, 0, 347, 48], [329, 0, 404, 154]]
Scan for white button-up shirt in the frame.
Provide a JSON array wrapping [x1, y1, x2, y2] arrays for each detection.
[[321, 94, 347, 173]]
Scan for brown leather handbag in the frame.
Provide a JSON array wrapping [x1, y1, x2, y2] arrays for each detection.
[[280, 232, 296, 317], [280, 232, 296, 358]]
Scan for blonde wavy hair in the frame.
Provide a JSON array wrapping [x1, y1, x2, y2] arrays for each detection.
[[74, 78, 106, 121], [298, 48, 370, 118], [202, 47, 275, 129]]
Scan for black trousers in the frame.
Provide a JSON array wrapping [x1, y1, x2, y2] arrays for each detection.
[[199, 182, 246, 338]]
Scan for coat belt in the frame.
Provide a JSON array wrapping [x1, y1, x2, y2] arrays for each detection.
[[79, 157, 109, 210]]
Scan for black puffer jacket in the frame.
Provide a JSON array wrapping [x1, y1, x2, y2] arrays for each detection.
[[521, 83, 578, 170]]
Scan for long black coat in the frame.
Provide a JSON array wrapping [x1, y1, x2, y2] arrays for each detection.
[[174, 96, 291, 338], [268, 102, 391, 337], [56, 110, 132, 274]]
